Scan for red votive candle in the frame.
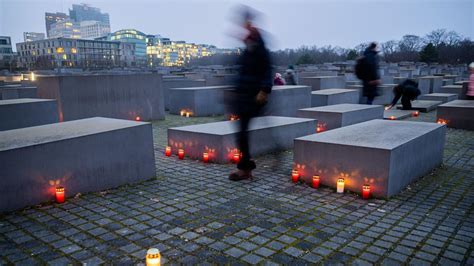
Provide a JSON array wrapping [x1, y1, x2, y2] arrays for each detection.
[[203, 152, 209, 163], [56, 186, 65, 203], [178, 149, 184, 160], [135, 116, 141, 121], [312, 175, 320, 188], [362, 184, 371, 199], [165, 146, 171, 157], [412, 111, 419, 117], [291, 170, 299, 183], [389, 116, 396, 120], [233, 153, 240, 164]]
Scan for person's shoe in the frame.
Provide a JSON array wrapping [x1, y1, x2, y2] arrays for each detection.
[[229, 170, 252, 181]]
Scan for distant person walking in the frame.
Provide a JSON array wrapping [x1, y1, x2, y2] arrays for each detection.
[[274, 73, 285, 85], [386, 79, 421, 110], [284, 65, 297, 85], [228, 6, 272, 181], [356, 42, 381, 104], [467, 62, 474, 100]]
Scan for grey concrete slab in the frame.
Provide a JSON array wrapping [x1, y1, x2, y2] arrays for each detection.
[[0, 117, 156, 212], [384, 109, 413, 120], [168, 116, 317, 163], [418, 76, 443, 94], [162, 78, 206, 110], [297, 104, 384, 131], [438, 85, 464, 96], [418, 93, 458, 103], [311, 89, 359, 107], [294, 119, 446, 197], [0, 98, 58, 131], [300, 76, 345, 91], [397, 100, 442, 112], [263, 85, 312, 117], [437, 100, 474, 130], [348, 84, 395, 105], [0, 86, 37, 100], [168, 86, 232, 116], [35, 74, 164, 121]]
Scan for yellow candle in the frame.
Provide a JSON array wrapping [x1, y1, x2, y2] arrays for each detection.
[[337, 178, 344, 193], [146, 248, 161, 266]]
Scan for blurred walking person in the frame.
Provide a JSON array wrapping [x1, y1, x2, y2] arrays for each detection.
[[228, 6, 272, 181], [274, 73, 285, 85], [355, 42, 381, 104], [284, 65, 297, 85], [467, 62, 474, 100]]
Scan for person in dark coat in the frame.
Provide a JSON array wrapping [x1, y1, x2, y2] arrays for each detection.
[[284, 65, 297, 85], [228, 7, 272, 181], [362, 42, 381, 104], [386, 79, 421, 110]]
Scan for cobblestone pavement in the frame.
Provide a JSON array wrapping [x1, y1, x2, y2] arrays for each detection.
[[1, 112, 473, 265]]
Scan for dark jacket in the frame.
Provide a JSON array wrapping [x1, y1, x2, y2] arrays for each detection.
[[391, 79, 421, 106], [230, 28, 272, 115], [362, 48, 380, 97]]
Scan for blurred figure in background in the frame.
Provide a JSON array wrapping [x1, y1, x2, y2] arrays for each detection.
[[467, 62, 474, 100], [228, 6, 272, 181], [355, 42, 381, 104], [284, 65, 297, 85], [274, 73, 285, 85], [386, 79, 421, 110]]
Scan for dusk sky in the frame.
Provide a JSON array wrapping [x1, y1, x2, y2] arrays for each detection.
[[1, 0, 473, 51]]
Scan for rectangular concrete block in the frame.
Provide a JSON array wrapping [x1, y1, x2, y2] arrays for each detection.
[[418, 76, 443, 94], [297, 104, 384, 131], [35, 74, 164, 121], [348, 84, 394, 105], [0, 98, 59, 131], [162, 78, 206, 110], [311, 89, 360, 107], [418, 93, 458, 103], [384, 109, 413, 120], [168, 86, 231, 116], [438, 85, 464, 96], [0, 86, 37, 100], [293, 119, 446, 197], [168, 116, 317, 163], [397, 100, 442, 112], [0, 117, 156, 212], [300, 76, 346, 91], [263, 85, 312, 117], [437, 100, 474, 130]]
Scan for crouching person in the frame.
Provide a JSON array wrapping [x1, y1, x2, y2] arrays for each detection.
[[386, 79, 421, 110]]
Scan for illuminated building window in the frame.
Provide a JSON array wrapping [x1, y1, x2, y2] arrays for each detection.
[[56, 47, 65, 53], [71, 48, 77, 54]]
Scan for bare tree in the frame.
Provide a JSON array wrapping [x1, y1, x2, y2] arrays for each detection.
[[425, 29, 448, 46], [399, 35, 423, 52], [445, 31, 462, 46]]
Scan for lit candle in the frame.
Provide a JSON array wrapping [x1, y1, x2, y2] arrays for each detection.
[[178, 149, 184, 160], [165, 146, 171, 157], [412, 111, 419, 117], [203, 152, 209, 163], [146, 248, 161, 266], [233, 152, 240, 164], [55, 186, 65, 203], [437, 119, 447, 125], [336, 178, 344, 193], [135, 116, 141, 121], [30, 72, 35, 81], [180, 110, 185, 116], [316, 126, 321, 133], [389, 116, 396, 120], [291, 170, 299, 183], [312, 175, 320, 189], [362, 184, 370, 199], [186, 112, 190, 118]]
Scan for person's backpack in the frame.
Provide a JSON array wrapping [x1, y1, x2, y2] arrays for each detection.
[[355, 56, 368, 81]]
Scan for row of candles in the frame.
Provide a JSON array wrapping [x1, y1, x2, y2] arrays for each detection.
[[165, 146, 241, 163], [291, 170, 371, 199], [179, 110, 192, 117]]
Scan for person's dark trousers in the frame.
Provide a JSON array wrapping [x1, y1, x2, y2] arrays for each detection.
[[237, 114, 252, 171], [401, 95, 412, 110], [363, 82, 377, 105], [366, 96, 375, 105]]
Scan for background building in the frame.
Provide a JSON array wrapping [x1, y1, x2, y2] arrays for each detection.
[[23, 32, 46, 42], [45, 12, 69, 38], [0, 36, 15, 69], [102, 29, 147, 66], [80, 20, 110, 39], [69, 4, 110, 25], [16, 38, 127, 69], [49, 19, 81, 39]]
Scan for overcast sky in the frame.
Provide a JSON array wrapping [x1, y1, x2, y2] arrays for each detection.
[[1, 0, 473, 51]]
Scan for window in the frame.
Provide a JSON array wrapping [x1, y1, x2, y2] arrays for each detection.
[[56, 47, 65, 53]]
